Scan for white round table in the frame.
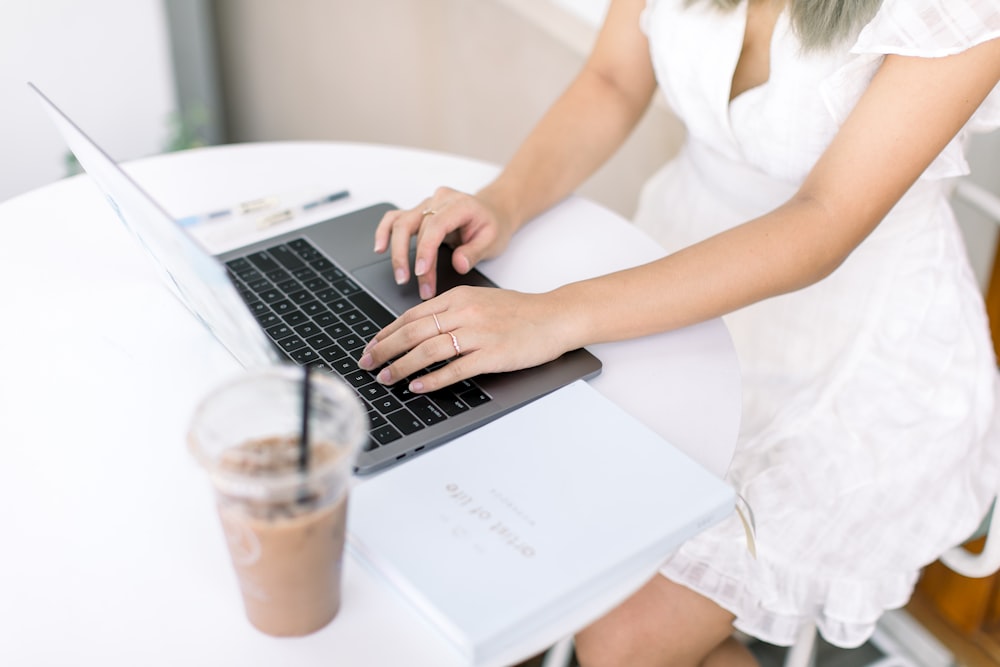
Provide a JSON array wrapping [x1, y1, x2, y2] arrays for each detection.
[[0, 142, 740, 666]]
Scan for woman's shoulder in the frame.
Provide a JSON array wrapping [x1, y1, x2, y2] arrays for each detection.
[[819, 0, 1000, 181], [853, 0, 1000, 58]]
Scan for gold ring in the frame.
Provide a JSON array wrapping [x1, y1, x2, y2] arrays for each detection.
[[432, 312, 442, 334], [448, 331, 461, 357], [421, 209, 437, 217]]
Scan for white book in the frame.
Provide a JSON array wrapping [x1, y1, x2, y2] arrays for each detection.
[[347, 380, 734, 665]]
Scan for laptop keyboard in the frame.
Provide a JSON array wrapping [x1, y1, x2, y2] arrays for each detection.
[[224, 238, 491, 451]]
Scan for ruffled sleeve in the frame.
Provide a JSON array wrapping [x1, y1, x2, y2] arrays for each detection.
[[820, 0, 1000, 180], [853, 0, 1000, 58]]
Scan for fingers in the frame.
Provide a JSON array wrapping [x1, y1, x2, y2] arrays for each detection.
[[374, 202, 440, 289], [374, 187, 501, 300], [413, 208, 443, 300], [412, 189, 468, 298], [450, 227, 496, 275], [357, 287, 563, 395], [358, 303, 477, 393]]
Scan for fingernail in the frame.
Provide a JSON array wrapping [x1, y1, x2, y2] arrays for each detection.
[[358, 352, 373, 369], [362, 338, 377, 354], [414, 258, 427, 276], [420, 283, 433, 300], [409, 379, 424, 393], [394, 267, 406, 285], [377, 368, 392, 384]]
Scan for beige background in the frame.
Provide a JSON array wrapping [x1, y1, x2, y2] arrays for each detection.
[[211, 0, 684, 220]]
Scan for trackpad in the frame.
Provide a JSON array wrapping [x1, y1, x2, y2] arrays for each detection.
[[351, 246, 496, 317]]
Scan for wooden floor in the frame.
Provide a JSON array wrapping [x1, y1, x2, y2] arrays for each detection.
[[905, 595, 1000, 667]]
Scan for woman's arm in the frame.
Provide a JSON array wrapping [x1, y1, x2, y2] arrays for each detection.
[[476, 0, 658, 229], [374, 0, 657, 298], [362, 36, 1000, 393], [554, 36, 1000, 346]]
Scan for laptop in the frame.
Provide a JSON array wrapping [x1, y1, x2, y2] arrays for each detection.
[[30, 82, 602, 474]]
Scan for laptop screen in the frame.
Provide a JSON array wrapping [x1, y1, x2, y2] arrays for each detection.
[[30, 83, 279, 369]]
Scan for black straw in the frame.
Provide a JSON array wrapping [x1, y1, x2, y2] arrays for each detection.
[[299, 364, 311, 473]]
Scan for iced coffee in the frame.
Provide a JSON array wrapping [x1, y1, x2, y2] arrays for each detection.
[[188, 367, 366, 637]]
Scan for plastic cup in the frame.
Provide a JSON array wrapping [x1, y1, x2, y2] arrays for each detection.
[[188, 365, 366, 637]]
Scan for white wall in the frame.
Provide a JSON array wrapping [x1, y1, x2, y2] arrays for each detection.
[[0, 0, 177, 203]]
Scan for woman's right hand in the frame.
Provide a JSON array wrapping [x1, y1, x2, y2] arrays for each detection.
[[373, 186, 516, 300]]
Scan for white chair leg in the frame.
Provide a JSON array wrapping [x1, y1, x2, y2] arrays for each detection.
[[541, 636, 575, 667], [783, 621, 817, 667]]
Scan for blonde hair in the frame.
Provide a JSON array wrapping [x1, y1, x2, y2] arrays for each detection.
[[685, 0, 884, 50]]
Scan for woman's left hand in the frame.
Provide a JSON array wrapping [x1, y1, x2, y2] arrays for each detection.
[[357, 286, 573, 393]]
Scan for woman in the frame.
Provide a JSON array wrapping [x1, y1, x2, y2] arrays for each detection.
[[359, 0, 1000, 664]]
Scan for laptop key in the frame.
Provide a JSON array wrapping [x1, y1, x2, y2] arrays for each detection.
[[371, 395, 403, 415], [234, 266, 260, 281], [290, 348, 319, 365], [459, 388, 491, 408], [343, 370, 377, 390], [408, 397, 447, 426], [329, 358, 356, 376], [308, 257, 335, 272], [328, 299, 352, 315], [429, 391, 470, 416], [336, 333, 364, 352], [359, 383, 389, 402], [293, 321, 322, 338], [319, 343, 348, 364], [293, 267, 319, 282], [278, 336, 307, 352], [265, 323, 295, 340], [386, 409, 424, 435], [370, 425, 401, 447], [321, 267, 347, 282], [269, 245, 306, 271], [248, 277, 272, 292], [258, 289, 283, 304], [248, 301, 270, 316], [333, 278, 362, 297], [347, 292, 395, 328], [352, 320, 378, 339], [305, 332, 336, 351], [303, 277, 328, 292], [315, 288, 341, 304], [288, 238, 317, 254], [247, 251, 281, 274], [389, 382, 420, 402], [325, 322, 351, 338], [287, 290, 314, 305], [312, 311, 339, 328], [266, 268, 292, 283], [282, 309, 308, 326], [340, 309, 364, 326], [270, 297, 295, 312], [367, 409, 387, 428], [255, 311, 281, 328], [226, 257, 252, 273], [300, 301, 325, 317]]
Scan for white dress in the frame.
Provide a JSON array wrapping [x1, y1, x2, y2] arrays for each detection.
[[635, 0, 1000, 648]]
